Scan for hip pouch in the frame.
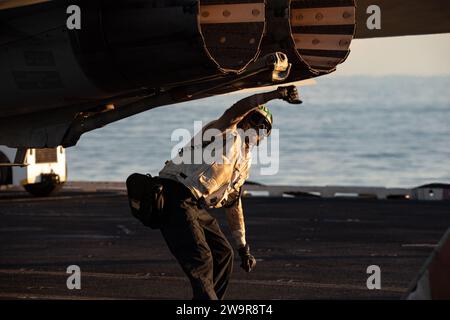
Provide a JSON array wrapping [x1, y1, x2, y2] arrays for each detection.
[[126, 173, 165, 229]]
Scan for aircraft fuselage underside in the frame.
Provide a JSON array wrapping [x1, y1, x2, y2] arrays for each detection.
[[1, 0, 448, 148]]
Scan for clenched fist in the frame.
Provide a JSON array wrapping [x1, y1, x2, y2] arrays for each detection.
[[238, 244, 256, 272], [277, 85, 302, 104]]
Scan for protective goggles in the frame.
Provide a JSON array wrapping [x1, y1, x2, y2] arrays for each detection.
[[247, 113, 272, 137]]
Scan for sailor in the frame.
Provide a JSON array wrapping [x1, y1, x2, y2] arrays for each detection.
[[158, 85, 301, 300]]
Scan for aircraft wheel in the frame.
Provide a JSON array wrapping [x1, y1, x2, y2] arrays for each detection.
[[23, 174, 63, 197], [0, 151, 12, 185]]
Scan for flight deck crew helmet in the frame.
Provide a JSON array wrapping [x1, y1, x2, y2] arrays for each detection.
[[245, 105, 273, 137]]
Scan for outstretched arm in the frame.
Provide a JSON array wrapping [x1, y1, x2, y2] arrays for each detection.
[[205, 86, 301, 133], [211, 90, 281, 132]]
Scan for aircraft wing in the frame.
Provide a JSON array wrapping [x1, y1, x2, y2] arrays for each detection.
[[2, 0, 448, 36], [355, 0, 450, 38], [0, 0, 51, 10]]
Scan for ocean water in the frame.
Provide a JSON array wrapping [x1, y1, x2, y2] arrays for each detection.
[[67, 76, 450, 188]]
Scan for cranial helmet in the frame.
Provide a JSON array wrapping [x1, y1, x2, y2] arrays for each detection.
[[246, 105, 273, 136]]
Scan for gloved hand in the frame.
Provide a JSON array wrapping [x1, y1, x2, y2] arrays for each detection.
[[238, 244, 256, 272], [277, 85, 302, 104]]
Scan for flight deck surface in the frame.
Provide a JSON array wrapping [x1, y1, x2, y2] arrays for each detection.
[[0, 182, 449, 300]]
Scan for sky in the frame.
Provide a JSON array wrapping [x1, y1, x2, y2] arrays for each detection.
[[331, 33, 450, 76]]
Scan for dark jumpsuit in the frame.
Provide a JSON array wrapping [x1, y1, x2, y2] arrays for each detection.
[[160, 178, 234, 300]]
